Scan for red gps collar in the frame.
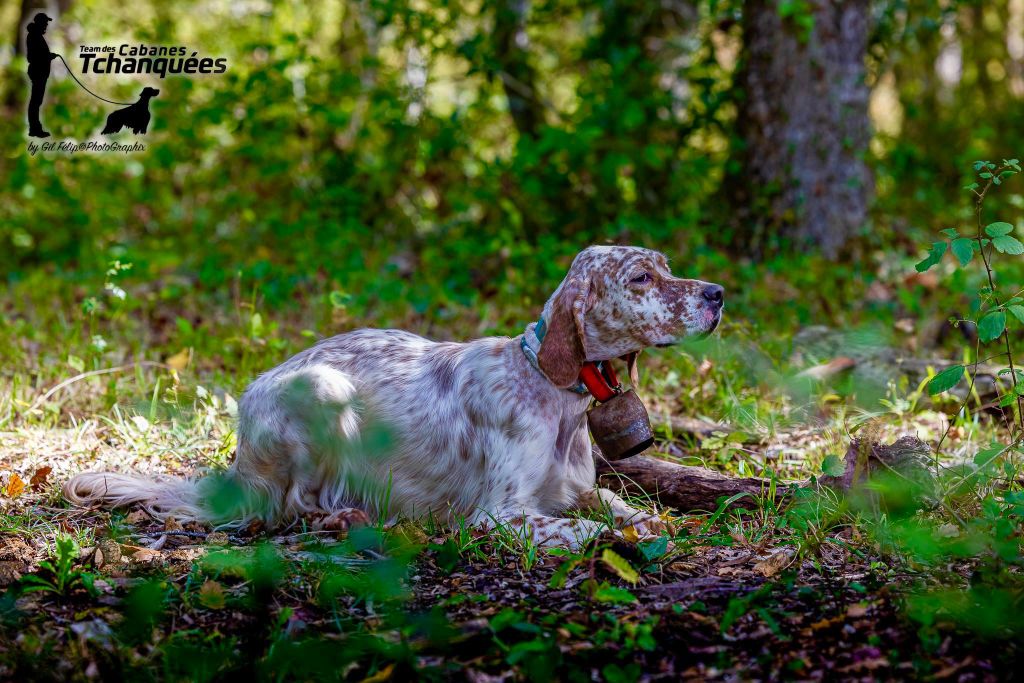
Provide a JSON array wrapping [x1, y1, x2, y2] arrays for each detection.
[[578, 361, 622, 403]]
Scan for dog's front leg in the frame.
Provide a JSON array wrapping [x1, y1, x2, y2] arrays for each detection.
[[476, 510, 607, 550], [575, 488, 673, 539]]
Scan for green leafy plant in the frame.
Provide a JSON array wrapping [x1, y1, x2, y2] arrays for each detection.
[[17, 535, 97, 597], [917, 159, 1024, 435]]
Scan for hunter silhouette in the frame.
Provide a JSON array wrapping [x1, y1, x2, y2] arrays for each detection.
[[26, 12, 57, 138]]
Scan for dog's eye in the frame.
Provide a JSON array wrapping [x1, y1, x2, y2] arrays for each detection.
[[630, 272, 651, 284]]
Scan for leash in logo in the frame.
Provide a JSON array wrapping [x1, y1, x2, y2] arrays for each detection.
[[56, 54, 132, 105]]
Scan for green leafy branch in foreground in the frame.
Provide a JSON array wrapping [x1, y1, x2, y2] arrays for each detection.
[[916, 158, 1024, 437]]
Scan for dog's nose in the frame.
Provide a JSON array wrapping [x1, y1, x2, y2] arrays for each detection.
[[702, 284, 724, 307]]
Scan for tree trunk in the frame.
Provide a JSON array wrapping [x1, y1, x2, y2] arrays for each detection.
[[493, 0, 544, 140], [723, 0, 873, 258]]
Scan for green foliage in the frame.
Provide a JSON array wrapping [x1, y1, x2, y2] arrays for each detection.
[[883, 161, 1024, 646], [16, 536, 97, 597], [4, 2, 1024, 676], [916, 160, 1022, 413], [820, 453, 846, 477], [600, 549, 639, 584], [926, 364, 964, 395]]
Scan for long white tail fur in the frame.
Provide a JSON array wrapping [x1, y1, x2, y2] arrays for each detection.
[[63, 472, 215, 524], [63, 364, 370, 527]]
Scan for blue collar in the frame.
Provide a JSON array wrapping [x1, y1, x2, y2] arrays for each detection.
[[520, 316, 590, 394]]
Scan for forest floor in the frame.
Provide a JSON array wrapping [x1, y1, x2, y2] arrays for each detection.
[[0, 380, 1018, 681], [1, 282, 1022, 680]]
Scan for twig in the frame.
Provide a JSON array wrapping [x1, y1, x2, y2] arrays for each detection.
[[972, 164, 1023, 433]]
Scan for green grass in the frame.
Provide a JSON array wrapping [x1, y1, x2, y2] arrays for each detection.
[[1, 257, 1023, 679]]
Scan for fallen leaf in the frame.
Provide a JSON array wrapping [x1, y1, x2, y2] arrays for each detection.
[[360, 663, 395, 683], [131, 549, 162, 564], [125, 510, 149, 525], [29, 466, 52, 491], [807, 616, 844, 632], [206, 531, 230, 546], [198, 580, 226, 609], [846, 603, 869, 618], [94, 539, 122, 569], [6, 473, 25, 498], [165, 348, 192, 371], [753, 548, 795, 578], [0, 561, 23, 586], [717, 566, 746, 577], [118, 543, 147, 554], [620, 525, 640, 543]]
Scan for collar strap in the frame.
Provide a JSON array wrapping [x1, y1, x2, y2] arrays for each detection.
[[520, 316, 623, 400]]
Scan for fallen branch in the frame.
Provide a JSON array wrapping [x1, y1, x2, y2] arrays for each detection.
[[597, 436, 932, 513], [648, 412, 731, 440]]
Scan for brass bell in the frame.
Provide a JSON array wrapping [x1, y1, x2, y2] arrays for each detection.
[[587, 388, 655, 460]]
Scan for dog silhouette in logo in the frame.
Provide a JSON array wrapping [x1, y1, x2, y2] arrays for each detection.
[[102, 87, 159, 135]]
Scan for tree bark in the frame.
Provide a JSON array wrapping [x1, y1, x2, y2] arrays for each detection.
[[493, 0, 545, 140], [597, 436, 931, 512], [723, 0, 873, 258]]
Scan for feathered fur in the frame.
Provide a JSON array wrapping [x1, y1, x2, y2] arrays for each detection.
[[63, 246, 724, 546]]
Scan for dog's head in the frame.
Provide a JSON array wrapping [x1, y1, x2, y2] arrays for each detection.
[[537, 246, 724, 387], [140, 87, 160, 99]]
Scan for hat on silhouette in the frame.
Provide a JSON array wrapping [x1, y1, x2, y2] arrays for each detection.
[[32, 13, 52, 24]]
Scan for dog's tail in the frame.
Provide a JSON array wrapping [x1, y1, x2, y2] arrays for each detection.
[[100, 119, 120, 135], [63, 472, 205, 520], [62, 470, 268, 527]]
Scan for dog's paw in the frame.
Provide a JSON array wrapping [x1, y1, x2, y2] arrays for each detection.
[[312, 507, 370, 532], [618, 511, 674, 540]]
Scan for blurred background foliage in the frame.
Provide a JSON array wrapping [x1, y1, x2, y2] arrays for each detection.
[[4, 4, 1024, 673], [1, 0, 1023, 339]]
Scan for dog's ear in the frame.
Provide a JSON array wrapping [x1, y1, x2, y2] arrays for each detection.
[[619, 351, 641, 388], [537, 276, 590, 388]]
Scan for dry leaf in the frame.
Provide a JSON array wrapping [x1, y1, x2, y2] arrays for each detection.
[[198, 580, 226, 609], [0, 561, 23, 587], [717, 566, 746, 577], [753, 548, 795, 577], [94, 539, 122, 569], [131, 549, 162, 564], [846, 603, 869, 618], [360, 663, 395, 683], [6, 473, 25, 498], [29, 466, 52, 491], [206, 531, 230, 546], [125, 509, 149, 525], [620, 525, 640, 543], [166, 348, 192, 371]]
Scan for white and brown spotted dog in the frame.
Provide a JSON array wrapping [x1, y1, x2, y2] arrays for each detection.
[[64, 246, 724, 547]]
